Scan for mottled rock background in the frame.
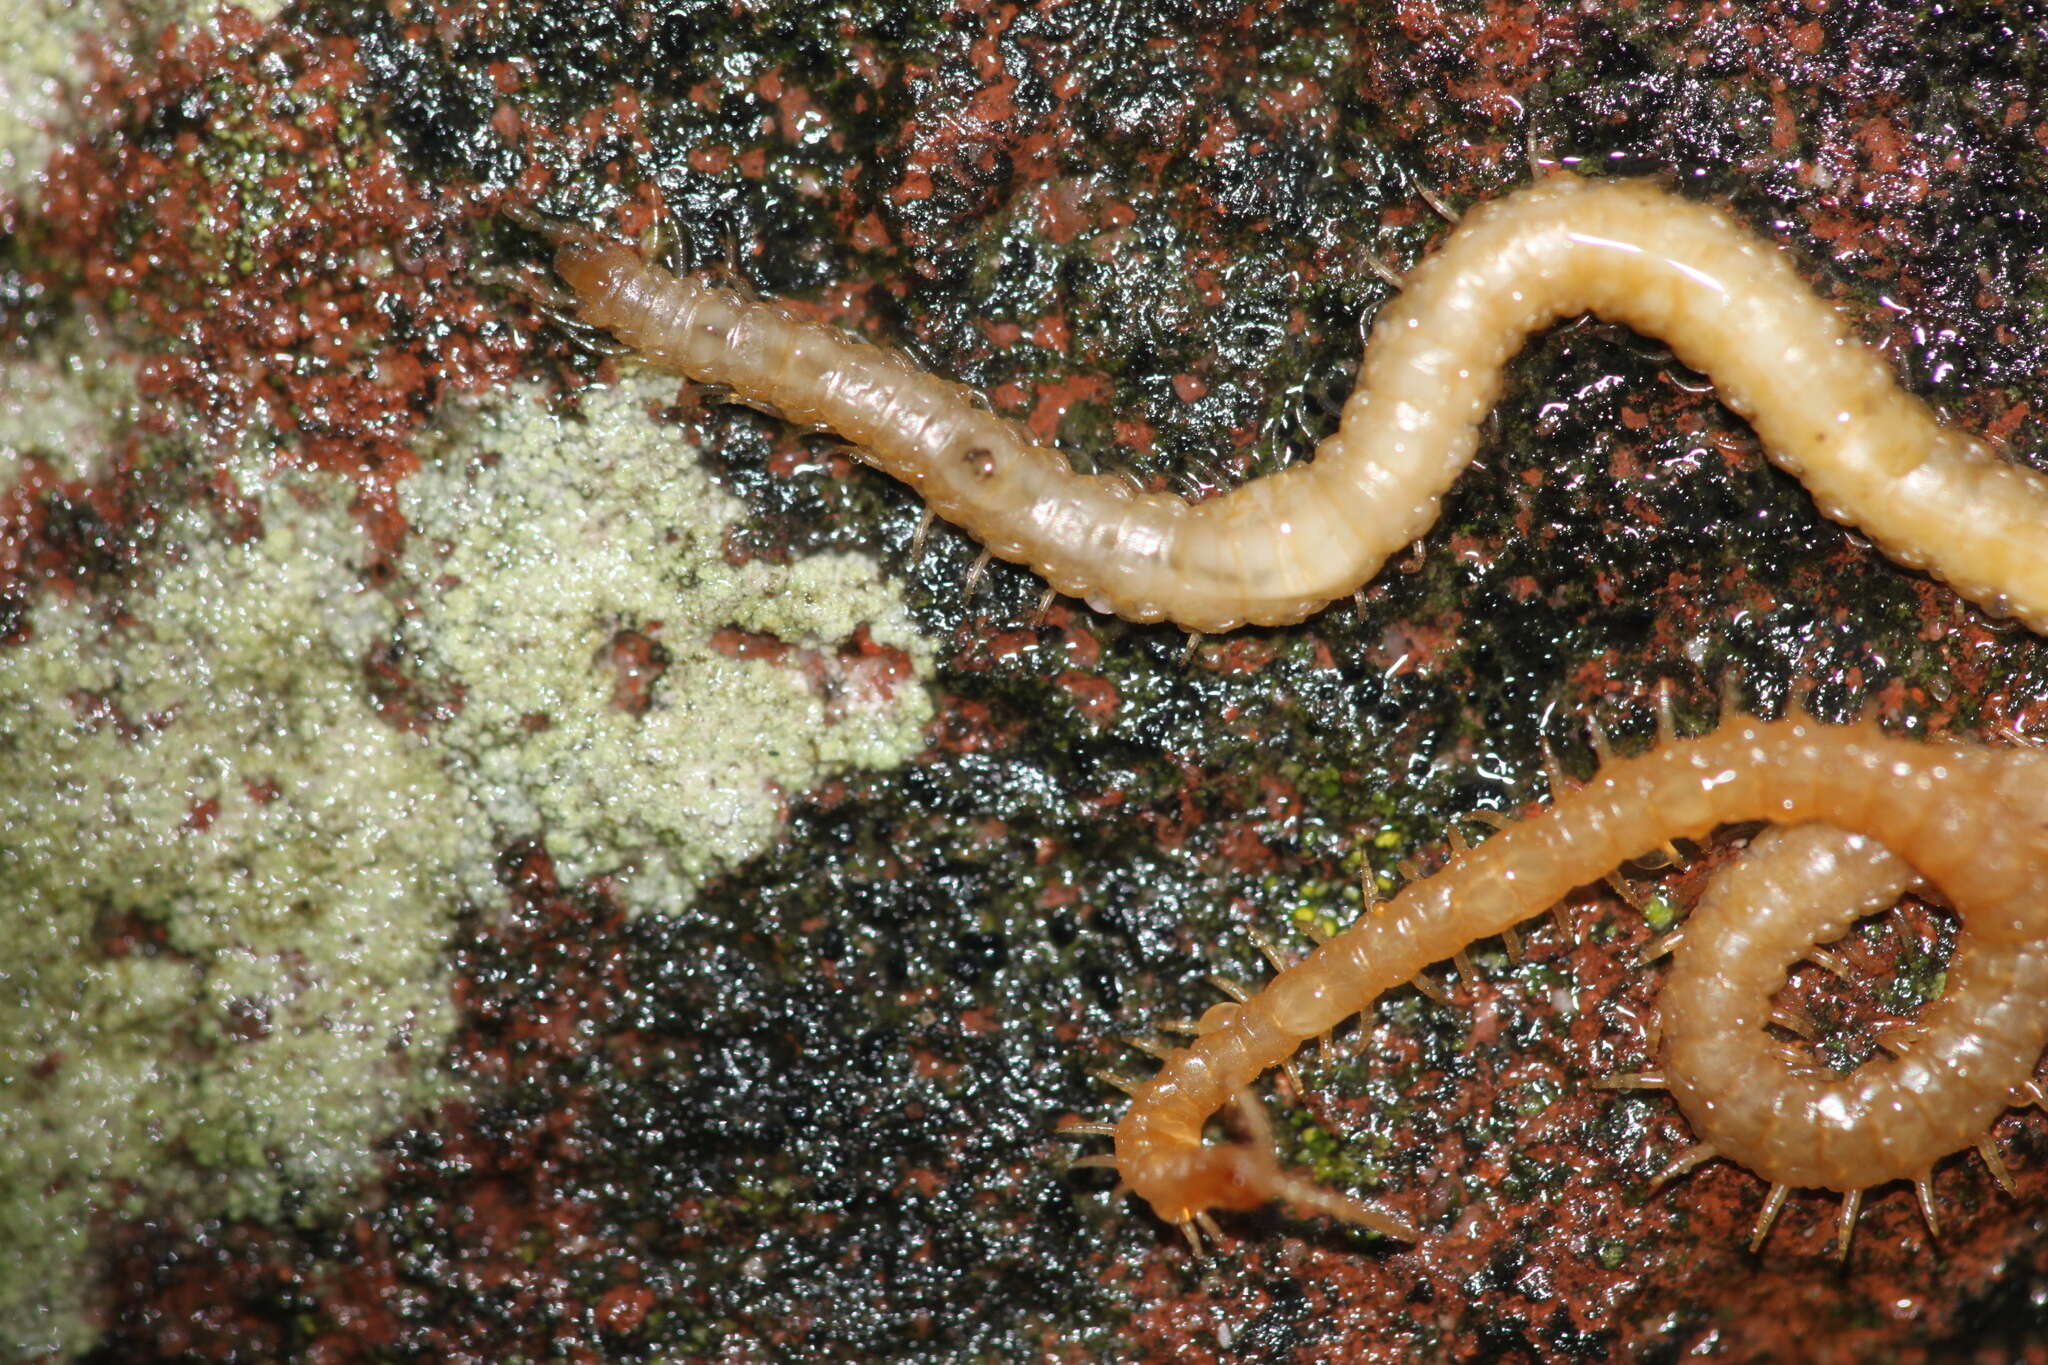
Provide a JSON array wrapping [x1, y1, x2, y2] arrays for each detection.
[[4, 1, 2048, 1361]]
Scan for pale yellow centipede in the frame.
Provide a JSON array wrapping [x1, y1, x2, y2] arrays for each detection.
[[509, 174, 2048, 634]]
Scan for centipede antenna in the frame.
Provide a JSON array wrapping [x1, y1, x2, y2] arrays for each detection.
[[962, 549, 993, 601], [1648, 1142, 1719, 1194], [1091, 1070, 1146, 1097], [1411, 175, 1461, 224], [1914, 1173, 1941, 1239], [501, 201, 547, 233], [1748, 1183, 1791, 1253], [1977, 1135, 2016, 1194], [502, 200, 606, 250], [1590, 1070, 1668, 1091], [1833, 1188, 1863, 1261], [907, 506, 937, 565], [1055, 1120, 1119, 1138], [472, 262, 580, 312]]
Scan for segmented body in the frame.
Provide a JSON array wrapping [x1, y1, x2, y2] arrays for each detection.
[[1661, 823, 2048, 1194], [537, 174, 2048, 633], [1105, 720, 2048, 1238], [508, 176, 2048, 1249]]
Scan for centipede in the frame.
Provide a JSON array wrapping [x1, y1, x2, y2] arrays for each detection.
[[493, 173, 2048, 1258], [500, 173, 2048, 635]]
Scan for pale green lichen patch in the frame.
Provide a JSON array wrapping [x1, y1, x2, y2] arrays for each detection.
[[0, 467, 489, 1359], [0, 375, 934, 1356], [397, 376, 936, 910], [0, 316, 142, 484]]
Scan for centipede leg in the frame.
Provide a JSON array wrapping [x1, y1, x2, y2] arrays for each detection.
[[1748, 1183, 1791, 1253], [1359, 246, 1405, 291], [1648, 1142, 1718, 1194], [1914, 1173, 1940, 1239], [1833, 1188, 1863, 1261], [962, 549, 993, 602], [1978, 1135, 2016, 1194], [640, 196, 694, 274], [1410, 174, 1461, 224], [540, 310, 635, 358], [906, 506, 937, 565]]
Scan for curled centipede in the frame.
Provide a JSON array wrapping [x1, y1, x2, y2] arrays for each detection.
[[1063, 709, 2048, 1258]]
